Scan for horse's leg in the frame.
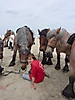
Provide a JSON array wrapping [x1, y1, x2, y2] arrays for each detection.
[[63, 54, 69, 72], [9, 37, 17, 66], [4, 39, 8, 47], [46, 57, 53, 65], [0, 66, 4, 74], [62, 76, 75, 98], [38, 51, 40, 60], [0, 59, 4, 74], [9, 51, 16, 66], [41, 51, 46, 65], [55, 53, 60, 70]]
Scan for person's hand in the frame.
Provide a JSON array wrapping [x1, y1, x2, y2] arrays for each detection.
[[31, 84, 36, 90]]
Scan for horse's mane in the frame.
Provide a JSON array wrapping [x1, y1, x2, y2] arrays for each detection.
[[24, 26, 34, 39], [16, 26, 34, 46], [47, 28, 69, 40], [40, 29, 49, 37]]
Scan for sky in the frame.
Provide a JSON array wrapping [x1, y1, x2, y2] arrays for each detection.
[[0, 0, 75, 37]]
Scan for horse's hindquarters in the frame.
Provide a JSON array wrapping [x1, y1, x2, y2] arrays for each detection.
[[70, 41, 75, 77]]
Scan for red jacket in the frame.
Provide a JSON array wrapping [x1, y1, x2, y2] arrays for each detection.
[[29, 60, 45, 83]]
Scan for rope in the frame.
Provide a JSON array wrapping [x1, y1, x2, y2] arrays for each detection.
[[0, 70, 20, 76]]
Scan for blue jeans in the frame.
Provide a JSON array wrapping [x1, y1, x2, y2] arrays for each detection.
[[22, 73, 31, 81]]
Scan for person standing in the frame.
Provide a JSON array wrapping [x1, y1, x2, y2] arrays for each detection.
[[8, 32, 15, 50], [22, 53, 45, 89]]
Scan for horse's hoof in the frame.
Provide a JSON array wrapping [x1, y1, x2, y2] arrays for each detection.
[[0, 66, 4, 74], [4, 45, 8, 47], [46, 62, 53, 65], [9, 62, 15, 67], [55, 65, 60, 70], [0, 72, 2, 75], [62, 85, 75, 98], [63, 66, 69, 73], [8, 46, 11, 49], [63, 69, 69, 73], [41, 61, 46, 65]]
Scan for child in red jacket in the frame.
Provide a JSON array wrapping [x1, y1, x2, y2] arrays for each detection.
[[22, 53, 45, 89]]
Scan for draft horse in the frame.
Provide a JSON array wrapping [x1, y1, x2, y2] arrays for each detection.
[[3, 30, 15, 47], [62, 33, 75, 98], [8, 26, 34, 70], [38, 28, 53, 65], [45, 27, 71, 72]]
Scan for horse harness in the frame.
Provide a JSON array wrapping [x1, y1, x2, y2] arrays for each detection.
[[40, 35, 56, 51]]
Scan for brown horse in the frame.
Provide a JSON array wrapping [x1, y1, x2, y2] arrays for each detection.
[[38, 28, 53, 65], [3, 30, 15, 47], [45, 27, 71, 72], [8, 26, 34, 70], [0, 30, 14, 74], [62, 33, 75, 98]]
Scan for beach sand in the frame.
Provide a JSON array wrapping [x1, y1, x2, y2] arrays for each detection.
[[0, 38, 72, 100]]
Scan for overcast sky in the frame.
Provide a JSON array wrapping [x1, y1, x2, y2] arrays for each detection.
[[0, 0, 75, 36]]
